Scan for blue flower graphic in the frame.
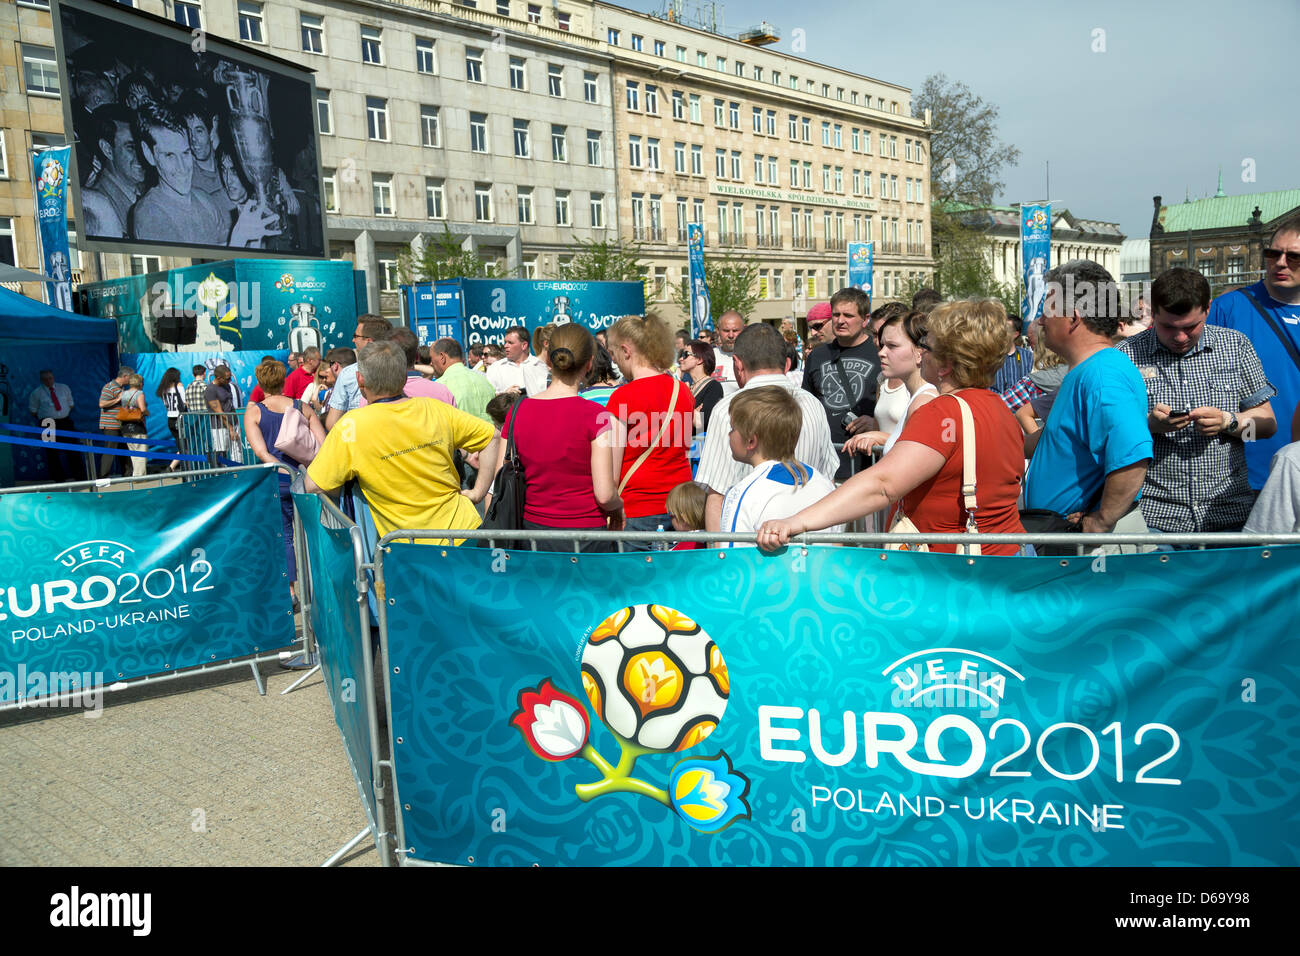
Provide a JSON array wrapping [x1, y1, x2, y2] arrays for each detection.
[[668, 752, 750, 833]]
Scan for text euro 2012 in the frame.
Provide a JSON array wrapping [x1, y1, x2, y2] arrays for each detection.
[[758, 705, 1183, 785]]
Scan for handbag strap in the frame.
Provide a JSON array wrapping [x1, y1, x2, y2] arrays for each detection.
[[504, 398, 524, 470], [951, 393, 979, 534], [618, 377, 682, 495], [1243, 289, 1300, 375]]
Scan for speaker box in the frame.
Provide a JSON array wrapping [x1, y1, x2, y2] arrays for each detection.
[[155, 309, 198, 346]]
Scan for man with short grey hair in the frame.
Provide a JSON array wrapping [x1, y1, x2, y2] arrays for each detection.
[[305, 341, 500, 545], [1024, 260, 1152, 550]]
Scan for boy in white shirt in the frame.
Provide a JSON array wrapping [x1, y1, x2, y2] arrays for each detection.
[[719, 386, 842, 547]]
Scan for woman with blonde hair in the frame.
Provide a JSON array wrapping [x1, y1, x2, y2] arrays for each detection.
[[606, 314, 696, 549], [495, 323, 623, 550], [119, 373, 150, 477], [758, 299, 1026, 556]]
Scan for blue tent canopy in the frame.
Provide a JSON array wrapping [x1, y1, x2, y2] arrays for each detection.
[[0, 285, 118, 346], [0, 286, 117, 484]]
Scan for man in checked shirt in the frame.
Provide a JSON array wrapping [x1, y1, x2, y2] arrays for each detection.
[[1119, 267, 1277, 534]]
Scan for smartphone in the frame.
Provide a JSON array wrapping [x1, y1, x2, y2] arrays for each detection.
[[1171, 405, 1192, 419]]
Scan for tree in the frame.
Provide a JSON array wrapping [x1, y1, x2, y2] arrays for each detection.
[[553, 237, 646, 281], [900, 213, 1020, 315], [914, 72, 1021, 206], [671, 251, 760, 326], [397, 224, 502, 284]]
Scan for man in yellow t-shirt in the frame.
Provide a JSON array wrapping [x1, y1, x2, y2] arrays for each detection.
[[306, 340, 498, 544]]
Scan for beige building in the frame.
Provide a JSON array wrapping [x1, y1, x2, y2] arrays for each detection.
[[591, 2, 932, 325], [1, 0, 931, 324]]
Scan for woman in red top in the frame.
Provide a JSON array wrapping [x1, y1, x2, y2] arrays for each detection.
[[756, 299, 1026, 556], [606, 314, 696, 551], [498, 324, 623, 552]]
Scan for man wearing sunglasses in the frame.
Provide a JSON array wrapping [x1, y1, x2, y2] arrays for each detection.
[[1208, 214, 1300, 488]]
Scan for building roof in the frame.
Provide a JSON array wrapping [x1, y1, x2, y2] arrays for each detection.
[[1157, 187, 1300, 233], [945, 203, 1124, 242]]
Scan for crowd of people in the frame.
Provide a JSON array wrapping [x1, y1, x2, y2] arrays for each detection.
[[297, 212, 1300, 555], [47, 213, 1300, 564]]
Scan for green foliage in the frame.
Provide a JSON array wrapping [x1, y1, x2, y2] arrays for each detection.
[[397, 225, 502, 284], [554, 238, 647, 281], [901, 208, 1020, 316], [914, 72, 1021, 206], [671, 251, 760, 325]]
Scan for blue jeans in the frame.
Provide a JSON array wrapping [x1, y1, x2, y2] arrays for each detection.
[[623, 513, 673, 552]]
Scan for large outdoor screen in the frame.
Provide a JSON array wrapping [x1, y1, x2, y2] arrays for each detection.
[[53, 0, 326, 260]]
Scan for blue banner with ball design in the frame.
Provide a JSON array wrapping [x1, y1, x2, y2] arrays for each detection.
[[380, 542, 1300, 866], [0, 467, 293, 702]]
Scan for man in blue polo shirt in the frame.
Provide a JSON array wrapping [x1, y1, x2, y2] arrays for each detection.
[[1024, 260, 1153, 551], [1207, 213, 1300, 489]]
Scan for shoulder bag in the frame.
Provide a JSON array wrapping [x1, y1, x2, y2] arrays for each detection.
[[480, 398, 528, 543], [273, 399, 321, 463], [617, 377, 683, 495], [116, 388, 144, 423], [887, 393, 981, 555]]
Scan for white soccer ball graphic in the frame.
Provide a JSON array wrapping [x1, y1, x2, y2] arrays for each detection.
[[580, 604, 729, 752]]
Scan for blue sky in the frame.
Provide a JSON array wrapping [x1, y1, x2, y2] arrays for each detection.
[[622, 0, 1298, 238]]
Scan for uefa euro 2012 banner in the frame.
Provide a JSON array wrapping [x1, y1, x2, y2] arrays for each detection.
[[380, 543, 1300, 866], [0, 467, 293, 704]]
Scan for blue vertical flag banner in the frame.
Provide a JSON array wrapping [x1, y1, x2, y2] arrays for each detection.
[[375, 543, 1300, 866], [687, 223, 711, 339], [32, 146, 74, 311], [847, 241, 874, 297], [1020, 203, 1051, 325]]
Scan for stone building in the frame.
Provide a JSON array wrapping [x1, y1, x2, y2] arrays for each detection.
[[1149, 183, 1300, 294]]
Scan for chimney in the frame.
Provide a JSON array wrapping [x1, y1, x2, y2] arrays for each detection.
[[1150, 196, 1163, 236]]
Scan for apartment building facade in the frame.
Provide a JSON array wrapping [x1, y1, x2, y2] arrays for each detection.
[[592, 2, 932, 324], [1, 0, 931, 322]]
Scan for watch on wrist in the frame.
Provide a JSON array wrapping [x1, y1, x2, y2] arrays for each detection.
[[1224, 412, 1240, 435]]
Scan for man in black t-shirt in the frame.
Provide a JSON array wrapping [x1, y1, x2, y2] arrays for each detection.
[[802, 287, 881, 479]]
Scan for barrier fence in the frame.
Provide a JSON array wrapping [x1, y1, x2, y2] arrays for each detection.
[[282, 515, 1300, 867], [290, 489, 392, 867], [0, 464, 297, 712], [178, 409, 254, 470]]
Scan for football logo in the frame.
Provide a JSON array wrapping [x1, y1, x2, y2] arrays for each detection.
[[510, 603, 750, 834]]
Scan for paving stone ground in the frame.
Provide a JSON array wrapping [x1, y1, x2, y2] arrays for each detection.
[[0, 658, 382, 867]]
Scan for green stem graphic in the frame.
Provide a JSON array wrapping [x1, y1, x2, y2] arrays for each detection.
[[573, 735, 671, 806]]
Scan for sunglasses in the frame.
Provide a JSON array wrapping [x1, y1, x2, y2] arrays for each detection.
[[678, 350, 692, 361], [808, 321, 827, 332], [915, 336, 932, 351], [1264, 248, 1300, 268]]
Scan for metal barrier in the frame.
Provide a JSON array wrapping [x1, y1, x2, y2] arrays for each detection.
[[291, 489, 394, 867], [0, 462, 298, 713], [360, 525, 1300, 866], [178, 409, 252, 470]]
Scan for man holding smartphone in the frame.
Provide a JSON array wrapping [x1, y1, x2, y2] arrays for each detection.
[[1120, 267, 1276, 534]]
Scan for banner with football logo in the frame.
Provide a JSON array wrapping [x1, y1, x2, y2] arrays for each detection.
[[379, 543, 1299, 866], [0, 467, 293, 703], [847, 241, 874, 297], [1020, 202, 1051, 325], [31, 146, 74, 311], [687, 223, 711, 339]]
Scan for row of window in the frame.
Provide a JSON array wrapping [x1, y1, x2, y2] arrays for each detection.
[[628, 86, 921, 164], [606, 27, 903, 113], [334, 173, 609, 228]]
